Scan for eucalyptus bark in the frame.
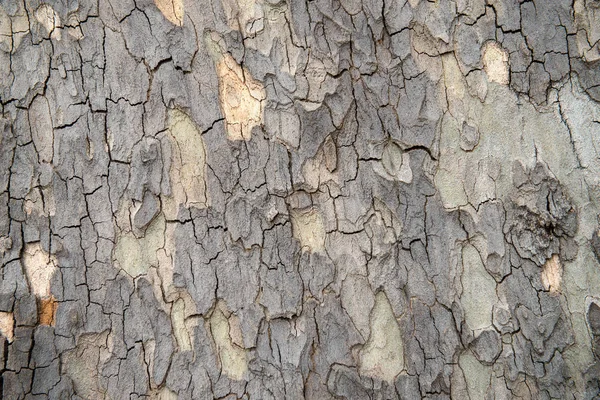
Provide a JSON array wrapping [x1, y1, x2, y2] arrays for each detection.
[[1, 0, 600, 399]]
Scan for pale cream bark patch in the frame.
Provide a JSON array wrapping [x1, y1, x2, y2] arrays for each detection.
[[0, 312, 14, 342], [358, 291, 404, 383], [290, 208, 326, 252], [216, 54, 265, 141], [34, 4, 61, 40], [209, 301, 248, 381], [0, 236, 11, 254], [65, 13, 84, 40], [172, 298, 192, 352], [162, 109, 208, 219], [149, 387, 178, 400], [542, 254, 562, 295], [22, 243, 57, 298], [574, 1, 600, 62], [482, 41, 509, 85], [154, 0, 183, 26]]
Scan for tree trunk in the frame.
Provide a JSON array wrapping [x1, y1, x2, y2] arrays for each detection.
[[1, 0, 600, 398]]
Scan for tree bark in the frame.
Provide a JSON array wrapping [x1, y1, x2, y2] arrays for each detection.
[[1, 0, 600, 398]]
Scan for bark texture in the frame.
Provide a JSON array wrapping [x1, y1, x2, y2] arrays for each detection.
[[1, 0, 600, 399]]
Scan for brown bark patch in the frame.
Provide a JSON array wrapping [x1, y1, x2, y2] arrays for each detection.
[[38, 296, 58, 326]]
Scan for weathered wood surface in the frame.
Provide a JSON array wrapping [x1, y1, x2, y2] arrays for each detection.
[[1, 0, 600, 398]]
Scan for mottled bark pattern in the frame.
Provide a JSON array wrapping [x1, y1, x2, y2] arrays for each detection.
[[1, 0, 600, 399]]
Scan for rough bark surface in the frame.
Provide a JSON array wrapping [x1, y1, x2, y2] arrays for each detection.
[[1, 0, 600, 399]]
